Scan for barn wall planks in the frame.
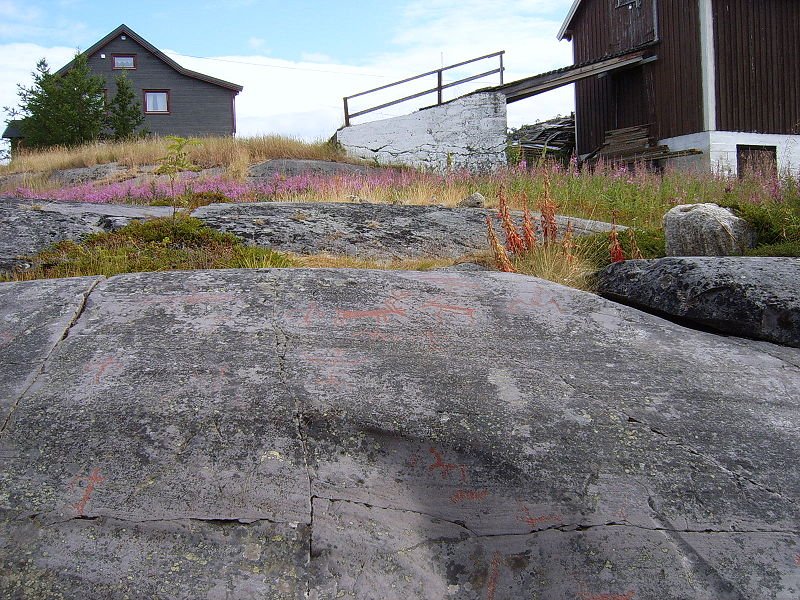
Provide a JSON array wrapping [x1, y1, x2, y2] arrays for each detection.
[[570, 0, 703, 154], [713, 0, 800, 134]]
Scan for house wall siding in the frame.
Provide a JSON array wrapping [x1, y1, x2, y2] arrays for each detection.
[[712, 0, 800, 134], [87, 37, 236, 137], [570, 0, 703, 154]]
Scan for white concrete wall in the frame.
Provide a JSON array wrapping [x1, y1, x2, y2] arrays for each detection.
[[335, 92, 508, 173], [660, 131, 800, 176]]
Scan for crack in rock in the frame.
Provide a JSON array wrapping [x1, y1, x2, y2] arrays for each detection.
[[623, 413, 792, 502], [0, 277, 102, 438]]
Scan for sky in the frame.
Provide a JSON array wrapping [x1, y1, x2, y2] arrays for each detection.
[[1, 0, 577, 142]]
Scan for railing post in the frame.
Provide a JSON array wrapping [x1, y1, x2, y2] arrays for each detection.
[[343, 97, 350, 127], [500, 53, 504, 85], [437, 70, 443, 105]]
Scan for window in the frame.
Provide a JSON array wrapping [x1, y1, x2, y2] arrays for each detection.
[[737, 145, 777, 178], [615, 0, 642, 7], [144, 90, 169, 114], [112, 54, 136, 69]]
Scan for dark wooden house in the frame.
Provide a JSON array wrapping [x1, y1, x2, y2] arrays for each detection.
[[3, 24, 242, 148], [557, 0, 800, 174]]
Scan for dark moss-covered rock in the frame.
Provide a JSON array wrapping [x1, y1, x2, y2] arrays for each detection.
[[597, 256, 800, 347]]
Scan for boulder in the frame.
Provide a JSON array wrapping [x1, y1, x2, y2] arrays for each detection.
[[597, 256, 800, 347], [1, 269, 799, 598], [458, 192, 486, 208], [663, 202, 755, 256]]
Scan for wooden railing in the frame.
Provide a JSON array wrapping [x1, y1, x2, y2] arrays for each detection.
[[343, 51, 505, 126]]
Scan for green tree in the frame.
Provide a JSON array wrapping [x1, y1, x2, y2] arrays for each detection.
[[6, 53, 106, 149], [106, 73, 145, 140]]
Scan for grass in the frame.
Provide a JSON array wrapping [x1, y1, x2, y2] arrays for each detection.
[[1, 216, 293, 281], [3, 140, 799, 283], [0, 134, 354, 180]]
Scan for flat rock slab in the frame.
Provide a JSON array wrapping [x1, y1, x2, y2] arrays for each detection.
[[598, 257, 800, 347], [192, 201, 616, 259], [0, 276, 101, 423], [0, 198, 171, 272], [1, 269, 799, 598], [1, 198, 615, 269], [247, 159, 382, 178]]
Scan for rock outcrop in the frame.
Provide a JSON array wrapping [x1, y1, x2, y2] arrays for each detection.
[[247, 159, 381, 179], [0, 198, 619, 269], [0, 199, 171, 272], [1, 269, 799, 598], [597, 256, 800, 347], [663, 202, 756, 256]]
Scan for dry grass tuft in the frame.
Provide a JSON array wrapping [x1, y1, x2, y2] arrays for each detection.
[[485, 179, 597, 289], [0, 135, 353, 177]]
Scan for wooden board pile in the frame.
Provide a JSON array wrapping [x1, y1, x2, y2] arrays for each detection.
[[587, 125, 701, 165]]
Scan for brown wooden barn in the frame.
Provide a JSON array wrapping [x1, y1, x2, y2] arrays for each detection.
[[557, 0, 800, 174]]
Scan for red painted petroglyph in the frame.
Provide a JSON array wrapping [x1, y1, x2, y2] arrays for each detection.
[[519, 504, 562, 528], [506, 292, 565, 315], [420, 300, 476, 323], [0, 330, 14, 347], [795, 554, 800, 567], [335, 298, 407, 325], [486, 551, 502, 600], [71, 468, 105, 515], [85, 356, 123, 384], [428, 448, 468, 482], [450, 489, 489, 504]]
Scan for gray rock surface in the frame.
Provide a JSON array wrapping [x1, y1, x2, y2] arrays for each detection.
[[50, 162, 128, 186], [1, 269, 799, 598], [1, 198, 617, 270], [663, 203, 756, 256], [192, 201, 617, 259], [248, 159, 380, 179], [0, 276, 101, 423], [597, 256, 800, 347], [0, 199, 171, 272]]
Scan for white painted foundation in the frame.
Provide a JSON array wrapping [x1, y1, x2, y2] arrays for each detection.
[[335, 92, 508, 173], [660, 131, 800, 176]]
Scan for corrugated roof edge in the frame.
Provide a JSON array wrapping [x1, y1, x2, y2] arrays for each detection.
[[54, 24, 243, 93]]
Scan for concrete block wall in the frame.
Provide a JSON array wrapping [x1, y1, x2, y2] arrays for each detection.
[[661, 131, 800, 176], [335, 92, 508, 173]]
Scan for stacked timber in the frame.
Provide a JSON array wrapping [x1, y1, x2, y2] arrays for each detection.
[[587, 125, 701, 165]]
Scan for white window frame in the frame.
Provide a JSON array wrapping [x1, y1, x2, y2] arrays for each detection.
[[144, 90, 170, 114], [112, 54, 136, 70]]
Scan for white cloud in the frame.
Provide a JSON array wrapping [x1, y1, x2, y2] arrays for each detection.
[[1, 1, 579, 145], [247, 37, 268, 51]]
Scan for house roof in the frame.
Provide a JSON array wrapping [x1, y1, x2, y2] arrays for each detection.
[[557, 0, 585, 41], [55, 24, 243, 93], [2, 120, 24, 139]]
